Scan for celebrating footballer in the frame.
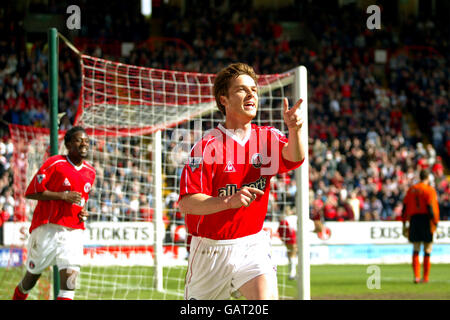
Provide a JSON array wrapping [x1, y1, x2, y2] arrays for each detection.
[[178, 63, 306, 300], [12, 126, 96, 300]]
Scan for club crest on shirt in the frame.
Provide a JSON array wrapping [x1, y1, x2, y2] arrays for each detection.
[[84, 182, 92, 193], [251, 153, 263, 169], [188, 157, 202, 171], [37, 174, 45, 184]]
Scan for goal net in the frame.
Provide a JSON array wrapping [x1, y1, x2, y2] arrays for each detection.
[[2, 125, 61, 300], [7, 54, 308, 300]]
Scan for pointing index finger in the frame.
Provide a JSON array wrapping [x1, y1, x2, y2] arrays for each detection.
[[245, 187, 265, 196], [283, 97, 289, 113], [287, 98, 303, 115]]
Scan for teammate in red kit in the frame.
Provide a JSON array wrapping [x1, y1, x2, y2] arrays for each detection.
[[179, 63, 306, 300], [278, 205, 325, 280], [277, 205, 298, 280], [12, 126, 96, 300]]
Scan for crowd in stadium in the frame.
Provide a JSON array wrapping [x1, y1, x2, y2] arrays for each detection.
[[0, 1, 449, 238]]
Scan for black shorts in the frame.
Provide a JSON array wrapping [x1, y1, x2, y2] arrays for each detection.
[[409, 214, 433, 243]]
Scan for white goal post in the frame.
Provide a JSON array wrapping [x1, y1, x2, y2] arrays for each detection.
[[295, 66, 310, 300]]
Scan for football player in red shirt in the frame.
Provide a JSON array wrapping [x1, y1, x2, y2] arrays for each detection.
[[13, 126, 96, 300], [278, 205, 324, 280], [179, 63, 305, 300]]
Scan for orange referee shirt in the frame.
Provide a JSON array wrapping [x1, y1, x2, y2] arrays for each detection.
[[402, 182, 440, 233]]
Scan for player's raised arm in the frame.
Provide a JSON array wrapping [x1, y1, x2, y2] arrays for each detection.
[[179, 187, 264, 215], [281, 98, 306, 163]]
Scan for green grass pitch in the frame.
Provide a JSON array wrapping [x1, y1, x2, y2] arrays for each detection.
[[1, 264, 449, 300]]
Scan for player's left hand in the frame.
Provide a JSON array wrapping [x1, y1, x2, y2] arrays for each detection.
[[283, 98, 304, 130], [78, 208, 89, 222]]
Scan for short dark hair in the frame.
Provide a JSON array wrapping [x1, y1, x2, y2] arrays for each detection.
[[64, 126, 86, 145], [419, 169, 429, 181], [213, 63, 258, 115]]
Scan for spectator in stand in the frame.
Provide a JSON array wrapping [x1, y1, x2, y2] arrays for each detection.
[[323, 191, 338, 221], [347, 190, 361, 221], [0, 188, 15, 219], [139, 193, 154, 221], [439, 194, 450, 221], [0, 203, 11, 245]]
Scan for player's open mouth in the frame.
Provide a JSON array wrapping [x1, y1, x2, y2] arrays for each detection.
[[244, 102, 256, 110]]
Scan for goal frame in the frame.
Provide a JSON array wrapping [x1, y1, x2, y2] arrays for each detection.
[[149, 65, 310, 299]]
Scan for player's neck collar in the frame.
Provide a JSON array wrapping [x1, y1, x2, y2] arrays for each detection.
[[218, 123, 251, 147], [66, 155, 83, 171]]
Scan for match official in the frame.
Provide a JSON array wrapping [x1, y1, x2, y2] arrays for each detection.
[[402, 169, 440, 284]]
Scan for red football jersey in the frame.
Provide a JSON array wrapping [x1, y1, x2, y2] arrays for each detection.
[[179, 123, 303, 240], [25, 155, 96, 233], [278, 215, 297, 245]]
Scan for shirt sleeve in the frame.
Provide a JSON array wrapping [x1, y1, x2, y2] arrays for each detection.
[[429, 187, 440, 224], [25, 157, 56, 196], [270, 127, 304, 174], [179, 139, 214, 199]]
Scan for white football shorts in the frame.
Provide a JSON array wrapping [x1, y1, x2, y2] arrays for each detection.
[[25, 223, 84, 274], [184, 229, 277, 300]]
